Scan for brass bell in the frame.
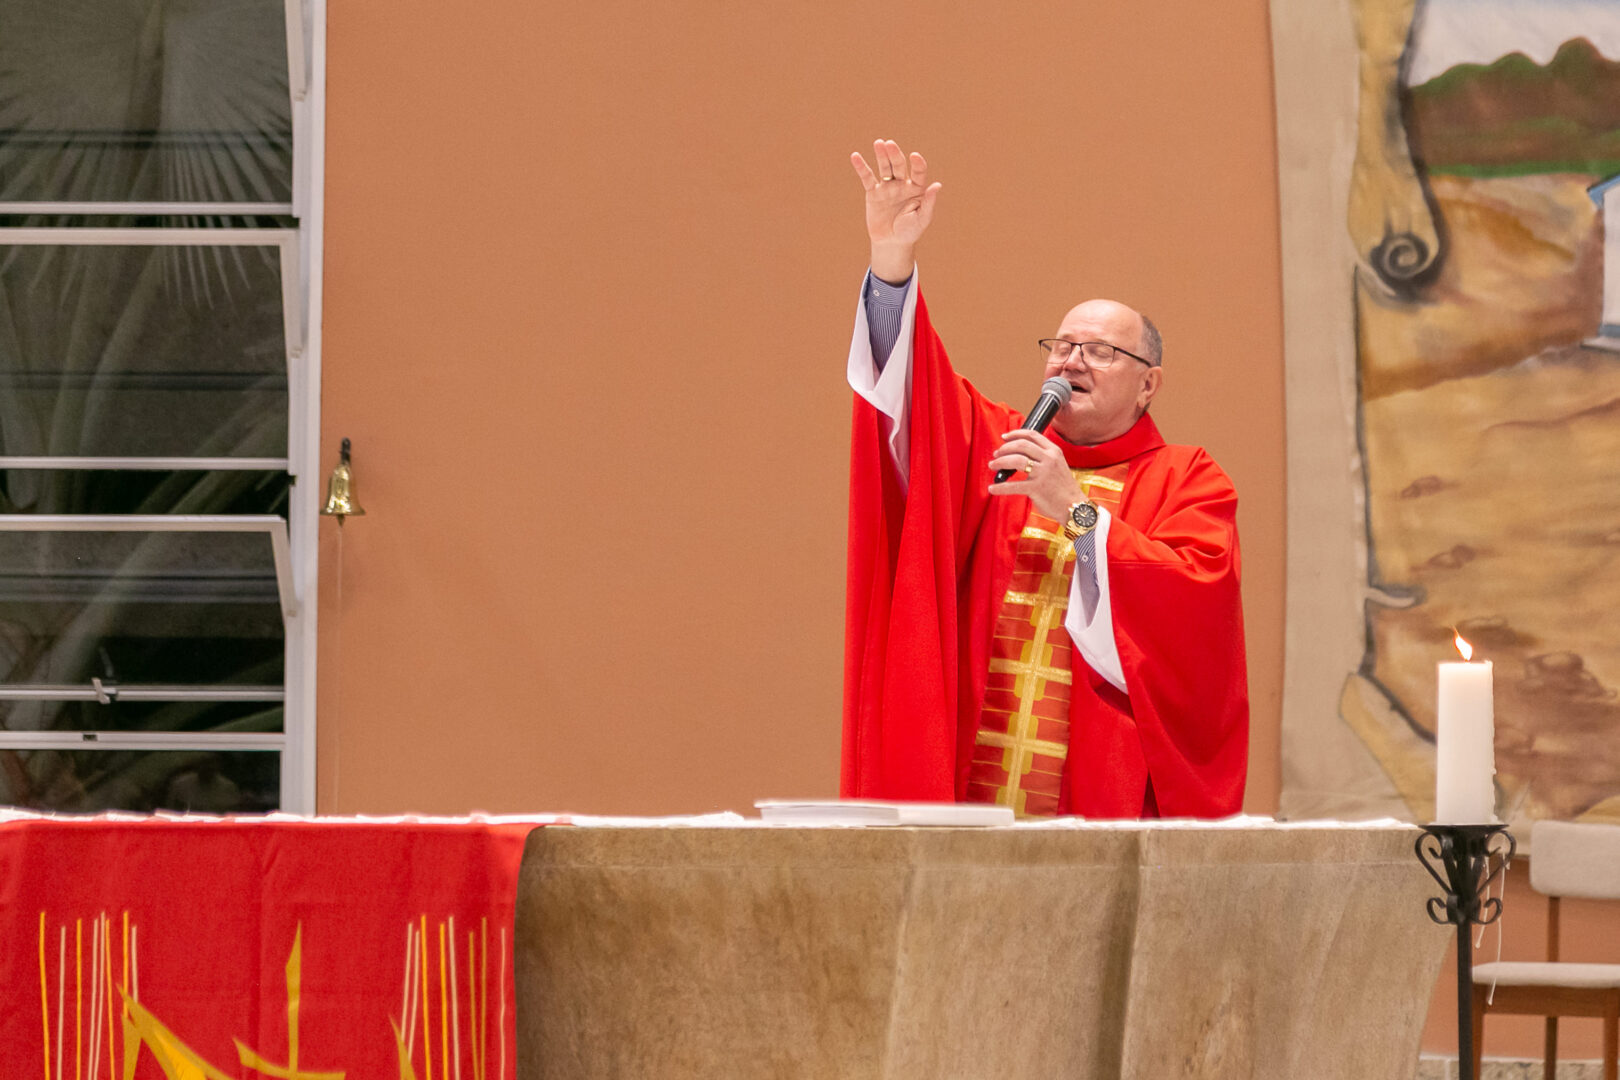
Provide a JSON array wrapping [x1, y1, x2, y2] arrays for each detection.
[[320, 437, 366, 521]]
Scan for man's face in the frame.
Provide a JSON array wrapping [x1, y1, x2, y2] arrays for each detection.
[[1042, 299, 1162, 446]]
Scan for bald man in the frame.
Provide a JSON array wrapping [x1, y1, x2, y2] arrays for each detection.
[[841, 140, 1249, 819]]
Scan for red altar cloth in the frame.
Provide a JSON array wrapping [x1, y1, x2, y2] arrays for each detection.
[[0, 813, 551, 1080]]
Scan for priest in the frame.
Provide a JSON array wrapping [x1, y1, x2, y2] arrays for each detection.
[[841, 139, 1249, 819]]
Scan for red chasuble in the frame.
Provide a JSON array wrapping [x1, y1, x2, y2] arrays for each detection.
[[841, 292, 1249, 818]]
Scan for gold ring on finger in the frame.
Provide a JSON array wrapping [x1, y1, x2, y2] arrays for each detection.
[[1024, 459, 1035, 474]]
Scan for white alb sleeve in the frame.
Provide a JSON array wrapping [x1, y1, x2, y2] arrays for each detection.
[[846, 268, 919, 492], [1064, 507, 1128, 693]]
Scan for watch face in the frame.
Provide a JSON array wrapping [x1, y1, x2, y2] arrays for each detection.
[[1071, 502, 1099, 529]]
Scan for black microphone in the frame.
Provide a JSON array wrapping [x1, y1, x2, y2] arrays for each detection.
[[993, 377, 1074, 482]]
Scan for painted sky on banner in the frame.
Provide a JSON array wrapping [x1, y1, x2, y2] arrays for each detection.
[[1408, 0, 1620, 84]]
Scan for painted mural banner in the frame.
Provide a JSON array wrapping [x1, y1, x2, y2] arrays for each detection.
[[1274, 0, 1620, 826]]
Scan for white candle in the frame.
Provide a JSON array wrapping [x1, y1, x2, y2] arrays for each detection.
[[1435, 642, 1496, 824]]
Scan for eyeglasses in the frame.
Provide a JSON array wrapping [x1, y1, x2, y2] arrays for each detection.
[[1038, 339, 1153, 369]]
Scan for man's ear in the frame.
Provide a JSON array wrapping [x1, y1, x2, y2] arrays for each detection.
[[1138, 366, 1163, 411]]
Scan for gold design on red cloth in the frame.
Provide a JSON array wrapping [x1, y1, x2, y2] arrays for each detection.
[[967, 465, 1128, 817], [34, 911, 503, 1080]]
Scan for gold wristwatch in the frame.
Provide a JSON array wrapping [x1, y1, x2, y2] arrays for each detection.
[[1062, 500, 1100, 541]]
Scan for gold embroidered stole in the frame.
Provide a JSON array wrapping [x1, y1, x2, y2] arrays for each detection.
[[965, 463, 1128, 817]]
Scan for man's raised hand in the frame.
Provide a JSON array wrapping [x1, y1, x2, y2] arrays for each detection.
[[850, 139, 941, 284]]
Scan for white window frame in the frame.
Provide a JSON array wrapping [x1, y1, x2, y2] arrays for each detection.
[[0, 519, 294, 766], [0, 0, 326, 813], [0, 514, 296, 617]]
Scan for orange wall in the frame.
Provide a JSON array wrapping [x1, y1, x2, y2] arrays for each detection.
[[318, 0, 1285, 819], [319, 0, 1620, 1064]]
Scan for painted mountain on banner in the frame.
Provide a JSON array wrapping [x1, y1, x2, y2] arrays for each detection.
[[1408, 38, 1620, 175]]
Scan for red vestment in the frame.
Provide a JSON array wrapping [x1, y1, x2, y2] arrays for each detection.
[[841, 292, 1249, 818]]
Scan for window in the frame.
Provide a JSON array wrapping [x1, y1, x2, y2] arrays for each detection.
[[0, 0, 323, 812]]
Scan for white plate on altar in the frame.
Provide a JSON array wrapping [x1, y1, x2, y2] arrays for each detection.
[[754, 799, 1015, 827]]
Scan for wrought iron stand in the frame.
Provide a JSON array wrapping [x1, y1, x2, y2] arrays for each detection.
[[1415, 823, 1516, 1080]]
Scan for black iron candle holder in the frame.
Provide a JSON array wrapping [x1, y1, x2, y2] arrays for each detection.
[[1415, 823, 1516, 1080]]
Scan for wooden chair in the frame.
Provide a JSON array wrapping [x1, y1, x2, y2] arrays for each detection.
[[1471, 820, 1620, 1080]]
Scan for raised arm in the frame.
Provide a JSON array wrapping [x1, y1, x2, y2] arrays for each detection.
[[850, 139, 942, 283]]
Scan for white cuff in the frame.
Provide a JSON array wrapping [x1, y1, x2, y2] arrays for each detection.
[[846, 267, 918, 491], [1065, 507, 1127, 693]]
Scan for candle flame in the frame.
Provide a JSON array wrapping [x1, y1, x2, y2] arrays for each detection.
[[1453, 631, 1473, 662]]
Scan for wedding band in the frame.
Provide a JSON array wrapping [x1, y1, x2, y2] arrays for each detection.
[[1024, 460, 1035, 474]]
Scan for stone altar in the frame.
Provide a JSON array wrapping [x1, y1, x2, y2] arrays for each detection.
[[514, 821, 1447, 1079]]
